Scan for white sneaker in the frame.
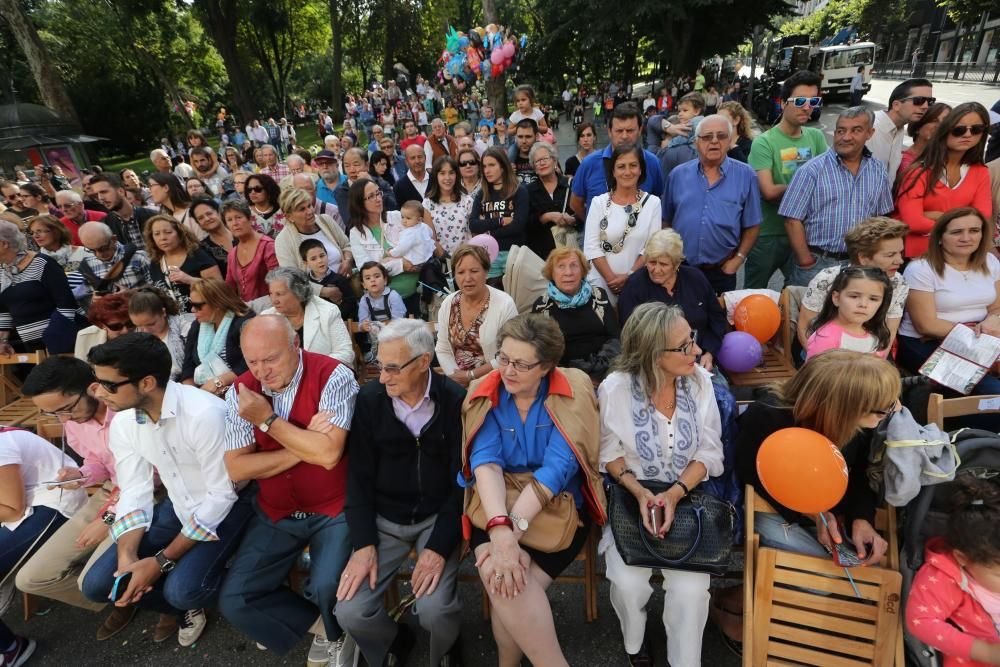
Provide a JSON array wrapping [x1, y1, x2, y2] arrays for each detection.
[[177, 608, 207, 647], [326, 634, 358, 667], [306, 635, 330, 667], [0, 577, 14, 617]]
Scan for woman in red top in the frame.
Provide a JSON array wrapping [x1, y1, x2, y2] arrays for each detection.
[[894, 102, 993, 257], [222, 199, 278, 302]]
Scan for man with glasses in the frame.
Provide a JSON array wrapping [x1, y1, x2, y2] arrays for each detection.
[[662, 114, 762, 294], [218, 315, 360, 665], [866, 77, 933, 182], [55, 190, 106, 245], [314, 149, 346, 210], [336, 318, 465, 667], [18, 357, 139, 641], [0, 181, 35, 221], [89, 172, 156, 250], [81, 333, 252, 648], [78, 221, 151, 294], [780, 107, 893, 286], [744, 70, 828, 289]]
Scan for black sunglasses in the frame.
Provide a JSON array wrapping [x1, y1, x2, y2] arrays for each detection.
[[950, 124, 986, 138], [103, 321, 134, 332], [459, 160, 478, 167], [189, 300, 208, 311], [95, 377, 136, 394], [246, 185, 265, 193], [902, 95, 936, 106]]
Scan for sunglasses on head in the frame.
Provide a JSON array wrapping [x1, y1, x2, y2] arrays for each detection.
[[950, 124, 986, 138], [787, 96, 822, 108], [902, 95, 936, 106], [246, 185, 265, 193]]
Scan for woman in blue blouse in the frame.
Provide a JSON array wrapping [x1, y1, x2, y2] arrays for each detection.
[[460, 313, 606, 667]]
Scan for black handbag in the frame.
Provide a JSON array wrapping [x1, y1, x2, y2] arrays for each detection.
[[607, 480, 736, 576]]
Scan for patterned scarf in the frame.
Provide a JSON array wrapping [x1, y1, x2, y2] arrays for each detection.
[[546, 279, 592, 309], [630, 374, 699, 482], [194, 312, 233, 385]]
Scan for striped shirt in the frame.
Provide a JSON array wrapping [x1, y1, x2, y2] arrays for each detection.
[[0, 254, 79, 344], [224, 353, 359, 452], [778, 149, 894, 253]]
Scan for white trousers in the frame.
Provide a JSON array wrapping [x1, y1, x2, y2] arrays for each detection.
[[604, 544, 711, 667]]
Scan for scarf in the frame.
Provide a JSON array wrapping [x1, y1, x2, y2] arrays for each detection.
[[165, 315, 191, 381], [194, 312, 234, 385], [630, 374, 699, 483], [40, 246, 73, 268], [546, 279, 592, 309]]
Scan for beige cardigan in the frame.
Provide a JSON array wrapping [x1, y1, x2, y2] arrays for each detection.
[[274, 214, 351, 272], [435, 286, 518, 375]]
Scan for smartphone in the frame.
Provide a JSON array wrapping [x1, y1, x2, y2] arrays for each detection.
[[648, 506, 663, 535], [832, 539, 868, 568], [109, 572, 132, 603]]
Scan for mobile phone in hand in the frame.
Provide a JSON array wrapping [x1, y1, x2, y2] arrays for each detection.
[[109, 572, 132, 603], [832, 540, 868, 568], [648, 506, 663, 535], [42, 478, 83, 487]]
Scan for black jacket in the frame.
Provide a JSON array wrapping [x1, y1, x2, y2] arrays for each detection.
[[392, 174, 425, 207], [345, 371, 465, 556], [180, 311, 255, 383]]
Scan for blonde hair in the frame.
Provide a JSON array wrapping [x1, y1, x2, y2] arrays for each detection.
[[718, 101, 753, 140], [611, 302, 688, 394], [143, 214, 199, 262], [771, 350, 900, 446], [844, 216, 909, 264], [644, 228, 684, 265], [278, 187, 313, 216], [541, 247, 588, 282], [189, 278, 249, 317]]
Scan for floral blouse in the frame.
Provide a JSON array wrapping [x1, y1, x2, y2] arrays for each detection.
[[251, 208, 286, 239], [448, 291, 489, 371], [424, 195, 473, 255]]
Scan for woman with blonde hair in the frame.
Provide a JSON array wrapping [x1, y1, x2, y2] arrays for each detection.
[[599, 302, 724, 667], [144, 214, 222, 312], [274, 187, 352, 274], [179, 278, 254, 395], [718, 101, 753, 162], [736, 350, 900, 560]]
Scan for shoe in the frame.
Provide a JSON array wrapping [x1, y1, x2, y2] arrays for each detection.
[[326, 633, 357, 667], [0, 578, 14, 617], [153, 614, 178, 642], [307, 635, 330, 667], [96, 605, 137, 641], [626, 639, 652, 667], [1, 636, 36, 667], [384, 624, 415, 667], [177, 608, 207, 647], [439, 635, 463, 667]]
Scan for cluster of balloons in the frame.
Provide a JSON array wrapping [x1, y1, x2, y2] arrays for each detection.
[[756, 427, 849, 514], [438, 24, 527, 87], [717, 294, 781, 373]]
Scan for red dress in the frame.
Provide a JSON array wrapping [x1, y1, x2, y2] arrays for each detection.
[[225, 234, 278, 302]]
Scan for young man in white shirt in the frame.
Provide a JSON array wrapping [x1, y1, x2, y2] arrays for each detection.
[[865, 77, 934, 182], [80, 333, 253, 648]]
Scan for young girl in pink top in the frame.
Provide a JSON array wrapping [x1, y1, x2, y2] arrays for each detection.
[[907, 478, 1000, 667], [805, 266, 892, 360]]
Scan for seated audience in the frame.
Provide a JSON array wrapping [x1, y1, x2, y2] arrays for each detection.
[[145, 214, 222, 312], [128, 285, 194, 382], [179, 278, 255, 395], [262, 267, 354, 366]]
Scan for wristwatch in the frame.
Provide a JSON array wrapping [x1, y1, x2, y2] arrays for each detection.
[[154, 549, 176, 574], [100, 510, 116, 526], [509, 512, 529, 532], [259, 413, 279, 433]]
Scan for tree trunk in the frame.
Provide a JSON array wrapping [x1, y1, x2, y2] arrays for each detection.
[[382, 0, 393, 82], [481, 0, 505, 115], [0, 0, 78, 123], [194, 0, 258, 125], [329, 0, 344, 122]]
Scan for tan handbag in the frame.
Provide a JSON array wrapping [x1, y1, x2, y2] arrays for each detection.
[[465, 471, 582, 553]]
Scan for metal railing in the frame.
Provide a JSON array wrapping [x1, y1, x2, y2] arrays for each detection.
[[877, 59, 1000, 83]]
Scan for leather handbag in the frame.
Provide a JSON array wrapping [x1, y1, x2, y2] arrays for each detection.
[[607, 480, 736, 576], [465, 471, 582, 553]]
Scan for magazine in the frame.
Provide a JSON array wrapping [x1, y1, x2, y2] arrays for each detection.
[[919, 325, 1000, 395]]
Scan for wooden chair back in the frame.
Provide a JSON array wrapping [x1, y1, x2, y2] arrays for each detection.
[[927, 392, 1000, 429], [0, 350, 46, 406], [723, 290, 796, 387]]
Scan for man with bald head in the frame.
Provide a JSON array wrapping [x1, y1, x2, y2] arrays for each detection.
[[661, 113, 762, 293], [56, 189, 106, 244], [78, 221, 152, 294], [218, 314, 360, 664], [393, 143, 429, 205]]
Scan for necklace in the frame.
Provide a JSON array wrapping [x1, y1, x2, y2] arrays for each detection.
[[599, 190, 644, 254], [252, 203, 272, 215]]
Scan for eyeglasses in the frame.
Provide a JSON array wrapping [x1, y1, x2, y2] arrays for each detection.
[[373, 355, 421, 375], [870, 403, 899, 418], [95, 377, 136, 394], [189, 300, 208, 311], [787, 96, 822, 108], [901, 95, 936, 106], [103, 321, 134, 332], [495, 352, 543, 372], [40, 393, 84, 418], [950, 124, 986, 138], [661, 330, 699, 356], [364, 190, 384, 201], [246, 185, 265, 193], [533, 156, 554, 165], [459, 160, 478, 167], [697, 132, 731, 143]]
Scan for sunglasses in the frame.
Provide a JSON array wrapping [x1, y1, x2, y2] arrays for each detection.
[[950, 124, 986, 138], [246, 185, 265, 193], [95, 377, 136, 394], [189, 300, 208, 311], [459, 160, 478, 167], [902, 95, 936, 106], [103, 321, 134, 332], [697, 132, 731, 142], [787, 96, 822, 108]]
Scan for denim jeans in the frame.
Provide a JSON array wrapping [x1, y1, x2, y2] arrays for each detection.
[[218, 502, 353, 655], [0, 505, 66, 576], [80, 490, 254, 618], [786, 254, 846, 288], [753, 512, 829, 558]]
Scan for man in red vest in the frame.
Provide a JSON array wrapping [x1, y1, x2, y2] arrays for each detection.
[[218, 315, 360, 666]]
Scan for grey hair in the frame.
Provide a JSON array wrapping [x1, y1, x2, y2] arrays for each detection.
[[697, 114, 734, 138], [839, 106, 875, 127], [241, 313, 297, 349], [431, 118, 445, 128], [286, 154, 305, 167], [261, 144, 277, 155], [54, 190, 83, 205], [0, 220, 26, 253], [149, 148, 169, 162], [266, 266, 312, 305], [611, 302, 688, 394], [79, 221, 114, 242], [643, 228, 684, 265], [529, 141, 558, 166], [377, 318, 435, 358]]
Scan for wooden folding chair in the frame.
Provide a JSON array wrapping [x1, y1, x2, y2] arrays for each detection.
[[927, 392, 1000, 429], [724, 291, 797, 387], [0, 351, 46, 427], [743, 486, 902, 667]]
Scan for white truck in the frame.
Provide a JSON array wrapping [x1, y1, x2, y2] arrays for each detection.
[[808, 41, 878, 99]]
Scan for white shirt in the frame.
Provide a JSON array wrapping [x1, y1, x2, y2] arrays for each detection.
[[390, 224, 435, 265], [866, 110, 904, 183], [583, 192, 661, 306], [407, 170, 430, 198], [348, 211, 406, 277], [0, 430, 86, 530], [899, 254, 1000, 338], [301, 229, 343, 273], [850, 72, 864, 93], [110, 382, 237, 542]]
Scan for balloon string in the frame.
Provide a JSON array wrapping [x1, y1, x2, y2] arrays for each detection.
[[819, 513, 862, 598]]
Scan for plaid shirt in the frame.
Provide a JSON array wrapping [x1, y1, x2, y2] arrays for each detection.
[[260, 162, 290, 181], [80, 242, 152, 292]]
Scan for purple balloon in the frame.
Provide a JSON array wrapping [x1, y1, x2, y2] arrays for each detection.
[[718, 331, 762, 373]]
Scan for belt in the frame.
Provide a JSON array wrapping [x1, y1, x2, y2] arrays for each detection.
[[808, 246, 849, 261], [288, 511, 315, 521]]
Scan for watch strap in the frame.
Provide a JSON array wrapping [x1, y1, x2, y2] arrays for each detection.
[[485, 515, 513, 532], [259, 413, 279, 431]]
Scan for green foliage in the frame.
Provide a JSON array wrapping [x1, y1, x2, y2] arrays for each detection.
[[937, 0, 994, 27], [778, 0, 908, 42]]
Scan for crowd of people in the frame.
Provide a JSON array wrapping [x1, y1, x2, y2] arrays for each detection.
[[0, 67, 997, 667]]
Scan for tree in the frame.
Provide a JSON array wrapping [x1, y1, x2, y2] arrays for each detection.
[[192, 0, 258, 125], [328, 0, 345, 121], [0, 0, 77, 123], [481, 0, 505, 114]]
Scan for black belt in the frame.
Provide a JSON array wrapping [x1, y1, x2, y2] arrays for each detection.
[[808, 246, 849, 261], [288, 511, 315, 521]]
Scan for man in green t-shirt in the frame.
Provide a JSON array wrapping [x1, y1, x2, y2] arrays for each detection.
[[744, 70, 828, 289], [694, 68, 706, 92]]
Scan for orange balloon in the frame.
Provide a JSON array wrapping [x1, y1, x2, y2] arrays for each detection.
[[755, 427, 848, 514], [734, 295, 780, 343]]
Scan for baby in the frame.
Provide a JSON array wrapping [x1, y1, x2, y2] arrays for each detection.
[[385, 201, 434, 266]]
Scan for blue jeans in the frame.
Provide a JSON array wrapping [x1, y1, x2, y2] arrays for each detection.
[[81, 491, 254, 618], [786, 253, 847, 288], [0, 505, 66, 576], [754, 512, 828, 558], [898, 335, 1000, 395], [218, 502, 352, 655]]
